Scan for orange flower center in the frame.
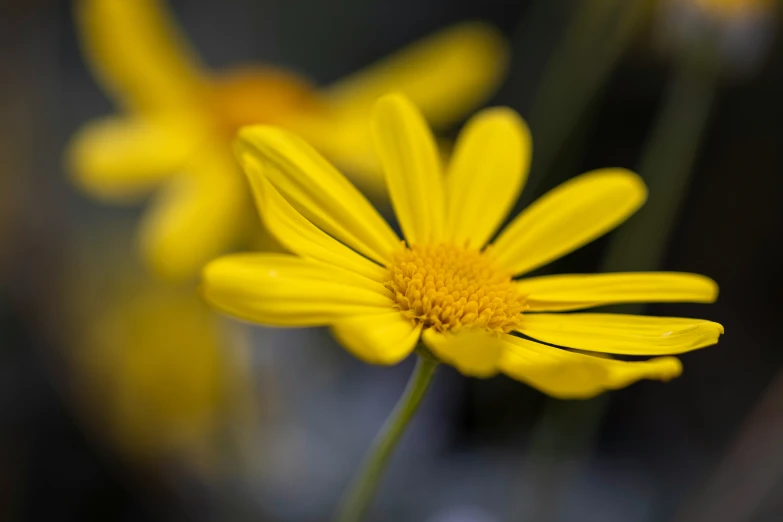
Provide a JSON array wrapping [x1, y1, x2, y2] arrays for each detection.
[[386, 243, 525, 333], [210, 67, 322, 134]]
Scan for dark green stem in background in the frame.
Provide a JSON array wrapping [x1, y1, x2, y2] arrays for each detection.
[[522, 0, 649, 203], [335, 353, 439, 522], [601, 45, 721, 279]]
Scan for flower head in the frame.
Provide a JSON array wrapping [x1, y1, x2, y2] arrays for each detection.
[[66, 0, 508, 281], [202, 94, 723, 399]]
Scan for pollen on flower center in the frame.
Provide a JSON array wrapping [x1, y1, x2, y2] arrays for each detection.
[[386, 243, 525, 333]]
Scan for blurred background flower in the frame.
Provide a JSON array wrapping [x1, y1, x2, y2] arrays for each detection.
[[2, 1, 783, 521], [67, 0, 508, 281], [66, 249, 259, 480]]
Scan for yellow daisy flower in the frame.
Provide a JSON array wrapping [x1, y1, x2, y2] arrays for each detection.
[[67, 0, 508, 281], [202, 93, 723, 400]]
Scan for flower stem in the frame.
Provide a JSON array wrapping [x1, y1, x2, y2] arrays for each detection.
[[335, 353, 439, 522]]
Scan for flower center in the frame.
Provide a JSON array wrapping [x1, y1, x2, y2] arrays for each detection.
[[210, 67, 322, 134], [386, 243, 525, 333]]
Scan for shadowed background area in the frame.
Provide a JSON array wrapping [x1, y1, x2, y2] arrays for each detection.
[[1, 0, 782, 521]]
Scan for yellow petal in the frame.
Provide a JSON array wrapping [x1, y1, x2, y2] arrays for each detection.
[[139, 145, 250, 281], [445, 108, 531, 249], [498, 335, 682, 399], [324, 22, 508, 128], [67, 116, 201, 201], [372, 94, 445, 244], [235, 125, 400, 265], [331, 313, 421, 365], [518, 313, 724, 356], [422, 328, 505, 378], [76, 0, 207, 112], [201, 254, 394, 326], [247, 169, 388, 282], [491, 169, 647, 276], [517, 272, 719, 312]]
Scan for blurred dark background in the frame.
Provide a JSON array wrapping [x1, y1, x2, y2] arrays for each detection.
[[2, 1, 782, 521]]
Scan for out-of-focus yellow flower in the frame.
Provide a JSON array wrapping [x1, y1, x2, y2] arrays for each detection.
[[72, 273, 251, 473], [660, 0, 778, 73], [202, 94, 724, 399], [67, 0, 508, 281], [691, 0, 774, 19]]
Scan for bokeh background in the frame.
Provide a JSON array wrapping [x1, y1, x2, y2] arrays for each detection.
[[2, 0, 783, 521]]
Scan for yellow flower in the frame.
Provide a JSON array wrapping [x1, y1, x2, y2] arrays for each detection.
[[72, 273, 250, 472], [66, 0, 508, 281], [202, 93, 724, 399]]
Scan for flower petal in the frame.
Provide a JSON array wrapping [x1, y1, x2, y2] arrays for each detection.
[[324, 22, 508, 128], [139, 145, 250, 281], [235, 126, 400, 265], [247, 170, 388, 283], [372, 94, 445, 244], [498, 335, 682, 399], [76, 0, 207, 112], [518, 313, 724, 356], [422, 328, 505, 378], [67, 116, 201, 201], [202, 254, 394, 326], [517, 272, 719, 311], [331, 312, 421, 365], [445, 108, 531, 249], [491, 169, 647, 276]]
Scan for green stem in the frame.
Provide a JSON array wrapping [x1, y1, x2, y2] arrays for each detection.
[[335, 354, 439, 522]]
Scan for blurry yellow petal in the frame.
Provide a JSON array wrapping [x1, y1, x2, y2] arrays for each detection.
[[492, 169, 647, 276], [139, 145, 250, 281], [422, 328, 504, 378], [235, 126, 400, 264], [324, 22, 508, 128], [287, 114, 384, 198], [67, 116, 200, 201], [247, 171, 388, 282], [202, 254, 394, 326], [445, 108, 531, 249], [518, 313, 724, 356], [517, 272, 719, 311], [331, 312, 421, 365], [498, 335, 682, 399], [372, 94, 445, 244], [76, 0, 207, 111]]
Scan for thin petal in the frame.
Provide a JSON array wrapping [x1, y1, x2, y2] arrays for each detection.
[[373, 94, 445, 244], [518, 313, 724, 356], [235, 126, 400, 265], [67, 116, 201, 201], [202, 254, 394, 326], [422, 328, 505, 378], [445, 108, 531, 249], [139, 145, 250, 281], [498, 335, 682, 399], [331, 313, 421, 365], [246, 170, 388, 282], [492, 169, 647, 276], [76, 0, 207, 112], [517, 272, 719, 312], [324, 22, 508, 128]]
